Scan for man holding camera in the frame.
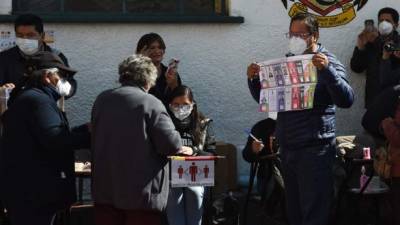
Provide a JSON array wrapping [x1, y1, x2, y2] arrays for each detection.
[[350, 7, 399, 109]]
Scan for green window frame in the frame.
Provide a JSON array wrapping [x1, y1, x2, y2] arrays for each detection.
[[2, 0, 244, 23]]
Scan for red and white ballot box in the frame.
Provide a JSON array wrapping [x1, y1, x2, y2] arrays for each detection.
[[169, 156, 223, 188]]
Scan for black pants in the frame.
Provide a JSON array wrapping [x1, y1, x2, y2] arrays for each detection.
[[390, 178, 400, 225]]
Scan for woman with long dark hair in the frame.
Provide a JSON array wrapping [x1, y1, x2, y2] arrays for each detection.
[[136, 33, 182, 105], [166, 85, 215, 225]]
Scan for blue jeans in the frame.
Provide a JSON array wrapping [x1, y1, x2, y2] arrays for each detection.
[[166, 186, 204, 225], [280, 144, 335, 225]]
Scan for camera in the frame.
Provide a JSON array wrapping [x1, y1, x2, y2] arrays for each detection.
[[384, 43, 400, 52]]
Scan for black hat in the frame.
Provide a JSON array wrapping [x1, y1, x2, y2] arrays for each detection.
[[30, 51, 77, 77]]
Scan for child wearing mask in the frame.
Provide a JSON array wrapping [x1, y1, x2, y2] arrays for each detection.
[[166, 85, 215, 225]]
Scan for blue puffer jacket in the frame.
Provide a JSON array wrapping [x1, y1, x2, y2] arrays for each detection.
[[248, 45, 354, 150]]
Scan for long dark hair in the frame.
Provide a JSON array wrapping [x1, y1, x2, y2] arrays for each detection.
[[168, 85, 203, 145], [135, 33, 166, 53]]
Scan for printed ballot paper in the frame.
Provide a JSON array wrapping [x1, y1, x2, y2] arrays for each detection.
[[258, 54, 317, 113]]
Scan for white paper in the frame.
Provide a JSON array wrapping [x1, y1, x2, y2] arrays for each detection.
[[258, 55, 318, 113]]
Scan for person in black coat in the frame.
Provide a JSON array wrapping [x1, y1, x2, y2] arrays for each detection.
[[362, 85, 400, 140], [0, 14, 77, 98], [0, 52, 90, 225], [242, 118, 286, 220]]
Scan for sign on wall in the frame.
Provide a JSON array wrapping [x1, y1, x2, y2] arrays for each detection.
[[281, 0, 369, 28]]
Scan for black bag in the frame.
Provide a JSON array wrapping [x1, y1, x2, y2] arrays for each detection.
[[211, 192, 240, 225]]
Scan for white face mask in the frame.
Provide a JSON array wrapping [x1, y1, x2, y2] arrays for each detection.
[[288, 36, 308, 55], [15, 37, 39, 55], [169, 104, 193, 121], [56, 79, 72, 97], [378, 21, 393, 36]]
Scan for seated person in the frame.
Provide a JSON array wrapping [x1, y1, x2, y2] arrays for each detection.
[[242, 118, 285, 219], [166, 85, 215, 225], [362, 85, 400, 140], [380, 43, 400, 89], [381, 101, 400, 225]]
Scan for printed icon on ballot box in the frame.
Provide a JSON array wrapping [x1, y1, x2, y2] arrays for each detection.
[[189, 162, 198, 182]]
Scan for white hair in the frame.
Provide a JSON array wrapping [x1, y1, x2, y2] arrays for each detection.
[[118, 54, 158, 88]]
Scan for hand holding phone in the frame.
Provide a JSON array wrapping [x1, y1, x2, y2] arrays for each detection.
[[364, 19, 374, 32], [166, 58, 179, 76], [165, 58, 180, 89]]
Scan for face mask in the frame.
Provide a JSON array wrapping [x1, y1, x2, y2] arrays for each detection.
[[169, 104, 193, 121], [15, 37, 39, 55], [56, 79, 72, 97], [288, 36, 308, 55], [378, 21, 393, 36]]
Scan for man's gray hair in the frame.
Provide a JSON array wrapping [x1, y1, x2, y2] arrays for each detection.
[[118, 54, 158, 88]]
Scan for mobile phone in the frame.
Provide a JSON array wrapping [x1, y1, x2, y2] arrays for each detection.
[[364, 19, 374, 32], [166, 58, 179, 76]]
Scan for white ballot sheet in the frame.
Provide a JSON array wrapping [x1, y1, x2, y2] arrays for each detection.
[[258, 55, 317, 113]]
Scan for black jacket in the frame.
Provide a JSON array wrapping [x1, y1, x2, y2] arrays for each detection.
[[149, 63, 182, 106], [362, 85, 400, 138], [242, 118, 278, 180], [242, 119, 284, 206], [350, 31, 400, 108], [242, 118, 276, 163], [0, 86, 90, 210], [171, 113, 215, 156], [380, 58, 400, 89]]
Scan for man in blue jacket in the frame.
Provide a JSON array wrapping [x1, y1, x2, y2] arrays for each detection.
[[0, 52, 90, 225], [247, 13, 354, 225]]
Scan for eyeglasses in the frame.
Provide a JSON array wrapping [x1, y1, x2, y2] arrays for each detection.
[[285, 32, 312, 39]]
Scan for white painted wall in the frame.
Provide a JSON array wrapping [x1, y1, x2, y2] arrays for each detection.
[[0, 0, 12, 14], [1, 0, 399, 180]]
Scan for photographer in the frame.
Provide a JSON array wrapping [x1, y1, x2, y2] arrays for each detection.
[[350, 7, 399, 109]]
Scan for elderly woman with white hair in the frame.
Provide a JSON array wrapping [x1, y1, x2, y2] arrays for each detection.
[[91, 54, 192, 225]]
